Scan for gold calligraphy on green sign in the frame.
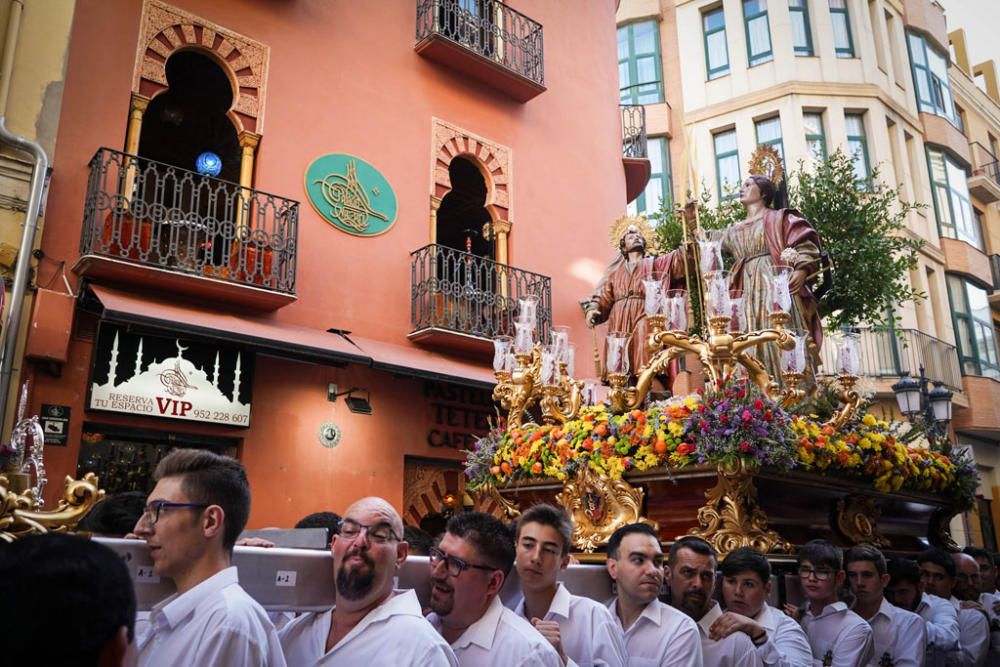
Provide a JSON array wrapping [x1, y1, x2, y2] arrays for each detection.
[[313, 159, 388, 233]]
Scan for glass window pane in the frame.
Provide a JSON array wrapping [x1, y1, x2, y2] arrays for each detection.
[[845, 114, 864, 136], [908, 34, 926, 66], [633, 21, 656, 54], [756, 117, 782, 144], [747, 16, 772, 61], [715, 130, 737, 154], [707, 31, 729, 71], [704, 8, 725, 31], [832, 14, 851, 52], [636, 57, 656, 86], [829, 0, 846, 8], [790, 12, 809, 49], [617, 28, 629, 60], [803, 112, 823, 135], [719, 155, 740, 190]]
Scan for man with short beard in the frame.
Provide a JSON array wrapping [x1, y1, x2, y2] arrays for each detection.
[[604, 523, 702, 666], [666, 536, 761, 666], [426, 512, 561, 666], [278, 497, 456, 666]]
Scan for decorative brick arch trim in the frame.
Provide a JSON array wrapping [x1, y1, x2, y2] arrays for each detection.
[[132, 0, 270, 134], [431, 117, 511, 224]]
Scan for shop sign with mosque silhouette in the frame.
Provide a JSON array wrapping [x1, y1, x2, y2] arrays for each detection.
[[87, 323, 254, 427]]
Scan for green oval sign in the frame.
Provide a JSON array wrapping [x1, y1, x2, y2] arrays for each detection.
[[304, 153, 398, 236]]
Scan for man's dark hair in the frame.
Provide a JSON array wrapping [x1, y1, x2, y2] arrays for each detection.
[[295, 511, 342, 547], [514, 503, 573, 557], [607, 523, 660, 560], [888, 558, 923, 588], [446, 511, 516, 576], [720, 547, 771, 582], [154, 448, 250, 551], [403, 525, 434, 556], [0, 534, 136, 664], [964, 546, 993, 563], [917, 547, 957, 578], [798, 539, 843, 571], [846, 543, 887, 575], [618, 227, 648, 256], [668, 536, 717, 567], [77, 490, 146, 537]]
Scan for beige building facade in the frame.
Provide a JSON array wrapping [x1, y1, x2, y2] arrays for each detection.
[[617, 0, 1000, 547]]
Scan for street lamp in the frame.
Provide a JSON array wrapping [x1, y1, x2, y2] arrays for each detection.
[[891, 365, 954, 453]]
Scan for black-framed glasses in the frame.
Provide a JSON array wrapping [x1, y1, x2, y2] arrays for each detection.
[[141, 501, 209, 526], [797, 566, 835, 581], [429, 546, 498, 577], [338, 518, 400, 544]]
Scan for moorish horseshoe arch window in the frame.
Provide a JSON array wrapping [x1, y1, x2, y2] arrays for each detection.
[[126, 0, 270, 191], [430, 118, 513, 265]]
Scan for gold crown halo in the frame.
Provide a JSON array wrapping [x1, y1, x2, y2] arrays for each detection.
[[747, 144, 785, 186], [609, 214, 658, 252]]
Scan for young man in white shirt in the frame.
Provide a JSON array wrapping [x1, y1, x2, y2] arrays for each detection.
[[604, 523, 702, 666], [794, 539, 873, 667], [918, 548, 990, 667], [427, 511, 561, 667], [845, 544, 926, 666], [666, 536, 761, 667], [963, 547, 1000, 660], [886, 557, 961, 666], [278, 496, 457, 666], [133, 448, 286, 667], [510, 503, 628, 667], [711, 546, 812, 666]]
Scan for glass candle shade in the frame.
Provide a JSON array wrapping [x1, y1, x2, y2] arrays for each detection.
[[513, 321, 535, 356], [606, 332, 630, 375], [699, 239, 724, 276], [516, 294, 539, 326], [550, 326, 570, 365], [704, 271, 731, 319], [582, 380, 597, 406], [492, 336, 514, 372], [540, 345, 557, 385], [781, 329, 807, 374], [665, 290, 688, 331], [769, 265, 793, 313], [836, 332, 861, 376], [728, 290, 746, 333], [566, 343, 576, 378], [643, 278, 665, 317]]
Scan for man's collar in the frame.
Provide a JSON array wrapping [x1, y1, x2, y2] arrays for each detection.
[[753, 603, 776, 631], [607, 596, 663, 631], [453, 596, 505, 651], [330, 590, 424, 652], [805, 600, 848, 619], [516, 582, 570, 621], [697, 600, 723, 636], [153, 566, 238, 630]]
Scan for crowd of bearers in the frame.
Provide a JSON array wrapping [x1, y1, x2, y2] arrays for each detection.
[[17, 448, 1000, 667]]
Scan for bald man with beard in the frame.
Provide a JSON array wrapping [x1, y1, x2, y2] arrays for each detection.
[[278, 497, 457, 666]]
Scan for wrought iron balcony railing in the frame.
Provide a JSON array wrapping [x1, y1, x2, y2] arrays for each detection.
[[817, 327, 962, 390], [80, 148, 298, 295], [415, 0, 544, 87], [970, 141, 1000, 186], [411, 243, 551, 342], [621, 105, 648, 159]]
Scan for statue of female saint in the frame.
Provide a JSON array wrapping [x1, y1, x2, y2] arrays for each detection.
[[713, 172, 825, 380]]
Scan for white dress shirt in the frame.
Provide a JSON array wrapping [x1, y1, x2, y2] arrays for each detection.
[[605, 596, 702, 666], [800, 600, 874, 667], [918, 591, 962, 666], [511, 583, 628, 667], [278, 589, 457, 667], [949, 596, 990, 667], [858, 597, 926, 667], [697, 601, 763, 667], [137, 566, 286, 667], [751, 603, 812, 667], [428, 595, 562, 667], [979, 592, 1000, 661]]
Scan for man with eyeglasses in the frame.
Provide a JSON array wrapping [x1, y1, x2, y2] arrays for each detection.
[[665, 536, 761, 666], [712, 547, 812, 666], [604, 523, 702, 666], [426, 511, 561, 666], [793, 539, 873, 666], [885, 557, 960, 667], [278, 496, 457, 666], [133, 448, 286, 666], [844, 544, 925, 666], [509, 503, 628, 666]]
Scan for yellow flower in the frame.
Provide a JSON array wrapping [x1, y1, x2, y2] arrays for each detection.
[[862, 414, 877, 427]]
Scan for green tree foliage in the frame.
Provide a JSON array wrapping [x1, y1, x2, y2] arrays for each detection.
[[650, 149, 924, 330]]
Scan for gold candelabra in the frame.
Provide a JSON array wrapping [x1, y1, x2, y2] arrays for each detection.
[[493, 347, 584, 429]]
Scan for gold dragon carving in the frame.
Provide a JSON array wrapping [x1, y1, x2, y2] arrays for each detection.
[[556, 466, 658, 553], [687, 459, 791, 556]]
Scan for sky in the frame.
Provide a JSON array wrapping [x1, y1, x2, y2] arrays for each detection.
[[936, 0, 1000, 69]]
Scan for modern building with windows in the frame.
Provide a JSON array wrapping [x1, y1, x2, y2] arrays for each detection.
[[618, 0, 1000, 547]]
